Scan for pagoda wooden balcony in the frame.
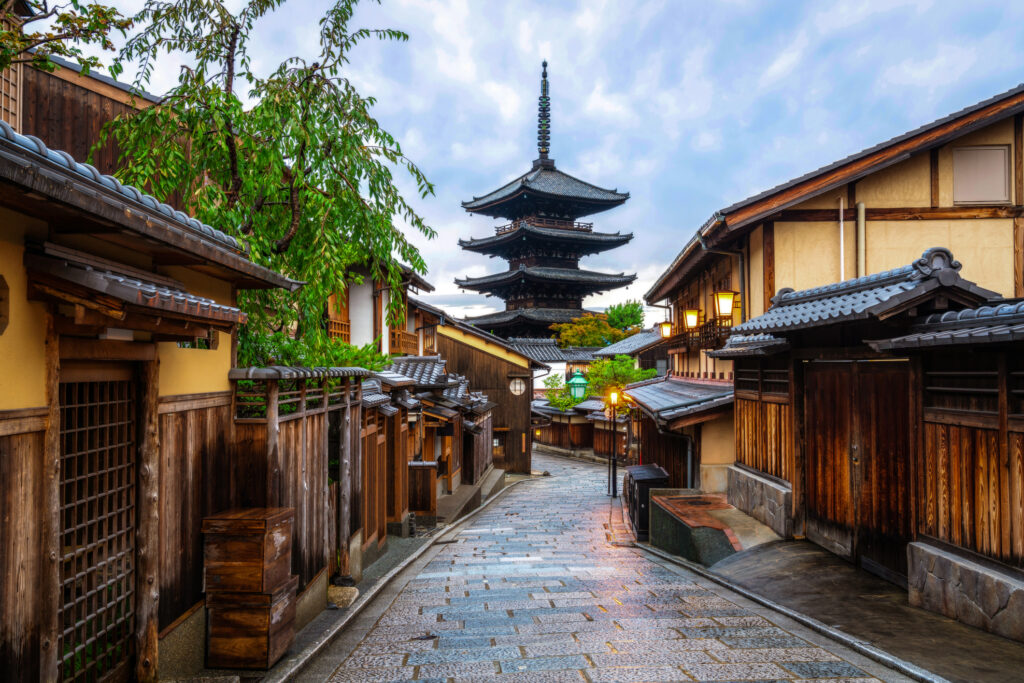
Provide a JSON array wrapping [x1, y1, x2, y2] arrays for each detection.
[[328, 319, 351, 343], [495, 216, 594, 235], [389, 327, 419, 355]]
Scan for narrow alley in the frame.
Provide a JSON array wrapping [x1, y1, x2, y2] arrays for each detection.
[[298, 455, 908, 682]]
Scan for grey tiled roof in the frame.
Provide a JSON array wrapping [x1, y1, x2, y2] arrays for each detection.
[[869, 299, 1024, 351], [732, 248, 996, 336], [0, 120, 243, 254], [467, 308, 582, 327], [387, 355, 448, 387], [459, 223, 632, 254], [573, 398, 605, 412], [624, 376, 733, 426], [707, 333, 789, 359], [456, 266, 636, 290], [507, 338, 565, 362], [594, 329, 663, 357], [463, 164, 628, 210], [442, 376, 470, 402], [373, 370, 416, 387], [561, 346, 600, 362], [361, 379, 392, 408], [228, 366, 372, 380]]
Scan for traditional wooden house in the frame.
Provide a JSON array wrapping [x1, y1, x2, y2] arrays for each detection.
[[532, 398, 600, 456], [594, 327, 670, 376], [643, 81, 1024, 497], [507, 336, 599, 380]]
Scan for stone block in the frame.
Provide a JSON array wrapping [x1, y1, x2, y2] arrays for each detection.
[[726, 466, 792, 538], [908, 541, 1024, 643]]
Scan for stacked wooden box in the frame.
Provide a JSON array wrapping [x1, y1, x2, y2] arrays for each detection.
[[202, 508, 298, 670]]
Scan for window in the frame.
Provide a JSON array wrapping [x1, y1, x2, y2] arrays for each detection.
[[953, 145, 1010, 205], [509, 378, 526, 395]]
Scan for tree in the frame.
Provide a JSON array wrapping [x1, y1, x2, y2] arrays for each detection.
[[606, 300, 644, 331], [0, 0, 132, 74], [550, 313, 631, 348], [542, 374, 578, 412], [585, 354, 656, 412], [99, 0, 435, 363]]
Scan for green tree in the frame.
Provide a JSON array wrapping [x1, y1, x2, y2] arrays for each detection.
[[550, 313, 631, 348], [99, 0, 434, 364], [605, 300, 644, 331], [0, 0, 133, 73], [542, 373, 578, 412], [585, 354, 656, 413]]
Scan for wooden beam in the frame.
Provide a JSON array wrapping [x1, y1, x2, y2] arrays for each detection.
[[775, 206, 1022, 222], [59, 337, 156, 361], [1015, 114, 1023, 206], [763, 222, 775, 312], [1015, 217, 1024, 298], [930, 148, 940, 208], [39, 313, 60, 680], [136, 357, 160, 682]]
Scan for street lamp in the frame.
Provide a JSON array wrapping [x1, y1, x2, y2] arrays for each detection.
[[608, 388, 620, 498], [567, 371, 589, 401]]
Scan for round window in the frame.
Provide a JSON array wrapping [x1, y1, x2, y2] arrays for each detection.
[[509, 378, 526, 395]]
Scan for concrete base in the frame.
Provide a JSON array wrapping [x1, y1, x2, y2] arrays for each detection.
[[387, 512, 413, 538], [436, 466, 504, 522], [296, 568, 328, 632], [908, 541, 1024, 643], [158, 604, 206, 678], [533, 442, 601, 464], [650, 499, 737, 567], [348, 531, 363, 583], [727, 465, 793, 538]]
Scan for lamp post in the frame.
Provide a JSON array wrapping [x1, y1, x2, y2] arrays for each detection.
[[608, 389, 619, 498]]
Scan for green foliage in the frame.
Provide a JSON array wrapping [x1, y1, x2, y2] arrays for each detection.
[[542, 373, 579, 412], [97, 0, 434, 367], [606, 300, 644, 331], [585, 354, 656, 413], [0, 0, 133, 74], [237, 327, 388, 371], [550, 313, 633, 348]]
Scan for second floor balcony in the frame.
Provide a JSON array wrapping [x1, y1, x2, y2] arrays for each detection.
[[390, 327, 419, 355]]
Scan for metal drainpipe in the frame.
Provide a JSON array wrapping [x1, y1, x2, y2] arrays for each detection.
[[697, 235, 747, 323], [856, 202, 866, 277]]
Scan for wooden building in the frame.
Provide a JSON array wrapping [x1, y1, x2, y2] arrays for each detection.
[[456, 62, 635, 338], [531, 398, 601, 456], [593, 327, 670, 376]]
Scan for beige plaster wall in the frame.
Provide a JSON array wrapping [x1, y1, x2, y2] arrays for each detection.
[[855, 153, 931, 208], [0, 209, 49, 410], [748, 225, 765, 318], [699, 413, 735, 493], [774, 220, 857, 292], [938, 118, 1015, 205]]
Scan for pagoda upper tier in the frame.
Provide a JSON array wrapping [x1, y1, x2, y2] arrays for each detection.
[[458, 218, 632, 260], [455, 265, 635, 299], [461, 157, 629, 220]]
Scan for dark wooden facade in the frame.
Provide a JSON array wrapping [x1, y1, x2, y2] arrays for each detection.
[[633, 414, 696, 489], [733, 357, 794, 482], [593, 419, 627, 458]]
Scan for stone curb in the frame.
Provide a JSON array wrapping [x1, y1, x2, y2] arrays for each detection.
[[263, 475, 542, 682], [635, 543, 949, 683]]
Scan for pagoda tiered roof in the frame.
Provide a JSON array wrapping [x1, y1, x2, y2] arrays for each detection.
[[455, 266, 635, 296], [459, 220, 632, 257], [463, 307, 583, 337]]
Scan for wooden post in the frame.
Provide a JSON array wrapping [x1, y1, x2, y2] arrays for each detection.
[[136, 356, 160, 681], [266, 379, 280, 506], [40, 313, 60, 680], [791, 357, 806, 538], [338, 378, 351, 575]]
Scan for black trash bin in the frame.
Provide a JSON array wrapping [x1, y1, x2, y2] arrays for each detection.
[[623, 464, 669, 541]]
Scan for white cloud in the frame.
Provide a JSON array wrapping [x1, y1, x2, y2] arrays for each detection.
[[692, 129, 722, 152], [880, 44, 977, 92], [759, 31, 809, 89]]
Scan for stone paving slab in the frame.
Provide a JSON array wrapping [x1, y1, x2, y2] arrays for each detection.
[[309, 455, 908, 683]]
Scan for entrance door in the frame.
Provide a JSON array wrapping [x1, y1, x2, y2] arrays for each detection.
[[803, 360, 912, 583], [58, 366, 136, 682]]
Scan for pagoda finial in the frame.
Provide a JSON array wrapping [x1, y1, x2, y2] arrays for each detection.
[[537, 60, 551, 160]]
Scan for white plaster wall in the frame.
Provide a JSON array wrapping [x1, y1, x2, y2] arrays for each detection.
[[349, 280, 374, 346]]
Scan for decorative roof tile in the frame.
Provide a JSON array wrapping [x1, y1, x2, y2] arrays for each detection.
[[707, 333, 789, 359], [387, 355, 449, 387], [361, 379, 391, 408], [456, 266, 635, 291], [624, 376, 733, 426], [462, 164, 628, 213], [459, 223, 632, 255], [869, 299, 1024, 350]]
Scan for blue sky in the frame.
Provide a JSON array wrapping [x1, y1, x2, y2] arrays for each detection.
[[95, 0, 1024, 321]]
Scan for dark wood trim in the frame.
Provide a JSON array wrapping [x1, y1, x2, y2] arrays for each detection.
[[1015, 114, 1023, 205], [0, 405, 47, 420], [792, 347, 893, 361], [157, 391, 232, 414], [791, 357, 806, 536], [847, 182, 857, 208], [930, 149, 940, 208], [40, 313, 60, 680], [923, 406, 999, 430], [0, 412, 48, 436], [763, 222, 775, 313], [775, 206, 1022, 222], [136, 357, 160, 681], [59, 337, 157, 361], [1015, 217, 1024, 297], [665, 404, 733, 432]]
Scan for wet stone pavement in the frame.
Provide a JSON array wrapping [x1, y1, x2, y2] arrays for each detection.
[[310, 455, 908, 683]]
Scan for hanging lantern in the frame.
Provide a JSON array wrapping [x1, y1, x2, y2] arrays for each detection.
[[684, 309, 700, 330], [659, 320, 673, 338], [567, 370, 589, 401], [713, 290, 738, 320]]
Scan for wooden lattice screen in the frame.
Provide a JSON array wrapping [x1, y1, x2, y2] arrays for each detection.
[[59, 379, 136, 683]]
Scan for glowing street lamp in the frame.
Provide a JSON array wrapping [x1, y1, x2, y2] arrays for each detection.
[[608, 388, 620, 498], [659, 320, 673, 338], [567, 371, 589, 401], [713, 290, 738, 320], [684, 309, 700, 330]]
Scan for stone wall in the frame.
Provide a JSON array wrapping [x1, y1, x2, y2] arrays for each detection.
[[908, 542, 1024, 643], [726, 466, 792, 538]]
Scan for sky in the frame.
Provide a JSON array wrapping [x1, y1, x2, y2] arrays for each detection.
[[82, 0, 1024, 322]]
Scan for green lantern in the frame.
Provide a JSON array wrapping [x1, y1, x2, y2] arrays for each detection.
[[567, 370, 589, 401]]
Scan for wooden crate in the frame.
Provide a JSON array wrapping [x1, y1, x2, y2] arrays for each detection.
[[206, 574, 298, 669], [202, 507, 294, 593]]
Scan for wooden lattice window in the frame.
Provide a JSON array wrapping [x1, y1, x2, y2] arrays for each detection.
[[0, 54, 20, 129], [59, 378, 136, 683], [924, 353, 998, 415]]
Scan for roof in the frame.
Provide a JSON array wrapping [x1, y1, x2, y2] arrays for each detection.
[[0, 121, 299, 291], [48, 54, 162, 104], [707, 333, 790, 359], [868, 299, 1024, 351], [561, 346, 600, 362], [731, 248, 996, 336], [228, 366, 372, 380], [459, 223, 632, 256], [387, 355, 449, 388], [361, 379, 392, 408], [399, 263, 434, 293], [456, 266, 636, 292], [624, 376, 734, 427], [645, 81, 1024, 304], [505, 338, 598, 364], [466, 307, 583, 328], [462, 160, 629, 218], [373, 370, 416, 388], [594, 329, 663, 357]]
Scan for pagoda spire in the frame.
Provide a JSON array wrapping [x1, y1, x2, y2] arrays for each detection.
[[537, 60, 551, 163]]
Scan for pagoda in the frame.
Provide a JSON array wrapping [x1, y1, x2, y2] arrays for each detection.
[[456, 62, 636, 338]]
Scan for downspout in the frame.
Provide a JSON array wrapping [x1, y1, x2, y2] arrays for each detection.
[[838, 197, 845, 281], [697, 235, 746, 323], [856, 201, 866, 277]]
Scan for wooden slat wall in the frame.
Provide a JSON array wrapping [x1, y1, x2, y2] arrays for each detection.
[[734, 397, 794, 482], [463, 413, 494, 485], [593, 424, 626, 457], [157, 399, 231, 630], [0, 427, 45, 682], [637, 414, 693, 488]]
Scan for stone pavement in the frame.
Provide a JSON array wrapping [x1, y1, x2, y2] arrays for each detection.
[[299, 455, 911, 682]]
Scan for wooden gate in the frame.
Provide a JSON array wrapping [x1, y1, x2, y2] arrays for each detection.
[[804, 360, 912, 583], [58, 367, 136, 682]]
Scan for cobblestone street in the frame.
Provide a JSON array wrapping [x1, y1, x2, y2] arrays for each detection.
[[301, 455, 909, 682]]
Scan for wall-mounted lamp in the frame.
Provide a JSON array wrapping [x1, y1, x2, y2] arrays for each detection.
[[684, 309, 700, 330], [659, 320, 673, 338], [713, 291, 738, 320]]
